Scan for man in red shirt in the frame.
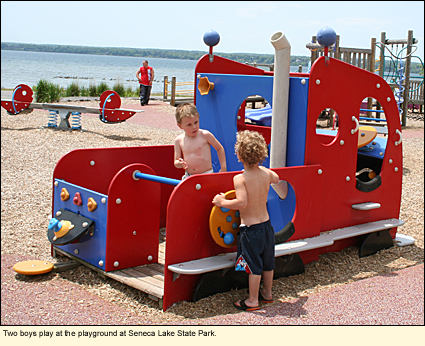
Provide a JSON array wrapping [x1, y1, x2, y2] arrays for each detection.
[[136, 60, 154, 106]]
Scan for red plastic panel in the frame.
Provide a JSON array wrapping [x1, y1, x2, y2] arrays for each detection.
[[52, 145, 180, 227], [305, 57, 402, 232], [1, 84, 33, 114], [194, 55, 267, 103], [99, 90, 136, 123], [162, 164, 323, 310], [195, 54, 266, 77], [105, 163, 160, 271], [163, 171, 237, 310], [99, 90, 121, 109]]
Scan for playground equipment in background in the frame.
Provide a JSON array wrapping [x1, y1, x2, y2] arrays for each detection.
[[245, 103, 272, 126], [245, 100, 388, 135], [1, 85, 144, 129], [13, 27, 415, 311], [376, 31, 424, 125]]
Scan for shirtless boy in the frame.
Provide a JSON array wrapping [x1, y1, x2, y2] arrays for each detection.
[[213, 130, 279, 311], [174, 103, 227, 179]]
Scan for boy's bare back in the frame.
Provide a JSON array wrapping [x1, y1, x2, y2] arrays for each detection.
[[213, 130, 279, 226], [234, 166, 278, 226]]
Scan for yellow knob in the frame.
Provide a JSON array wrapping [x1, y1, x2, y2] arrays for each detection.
[[198, 76, 215, 96], [87, 197, 97, 212], [54, 220, 74, 239], [60, 188, 70, 201]]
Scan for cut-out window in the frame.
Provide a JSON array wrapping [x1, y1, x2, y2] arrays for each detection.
[[316, 107, 339, 145], [237, 95, 271, 144], [355, 97, 385, 192]]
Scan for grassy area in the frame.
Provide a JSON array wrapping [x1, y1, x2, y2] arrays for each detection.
[[2, 82, 191, 102], [30, 79, 141, 102]]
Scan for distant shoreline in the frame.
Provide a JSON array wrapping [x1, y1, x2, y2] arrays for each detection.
[[1, 41, 311, 67], [2, 42, 423, 74]]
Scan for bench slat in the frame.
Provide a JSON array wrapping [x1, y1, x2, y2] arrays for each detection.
[[168, 219, 404, 275]]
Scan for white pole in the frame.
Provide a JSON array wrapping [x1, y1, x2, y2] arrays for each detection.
[[270, 32, 291, 199]]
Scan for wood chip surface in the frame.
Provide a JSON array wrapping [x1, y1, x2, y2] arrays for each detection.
[[1, 100, 423, 323]]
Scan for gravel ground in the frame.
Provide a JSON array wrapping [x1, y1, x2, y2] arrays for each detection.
[[1, 100, 423, 324]]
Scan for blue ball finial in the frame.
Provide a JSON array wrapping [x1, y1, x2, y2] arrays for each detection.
[[317, 26, 336, 47], [203, 30, 220, 47]]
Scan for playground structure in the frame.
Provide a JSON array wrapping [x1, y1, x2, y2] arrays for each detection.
[[376, 31, 424, 125], [1, 85, 144, 129], [10, 28, 416, 312], [309, 30, 423, 126]]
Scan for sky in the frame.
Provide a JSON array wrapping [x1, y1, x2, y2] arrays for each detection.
[[1, 1, 424, 59]]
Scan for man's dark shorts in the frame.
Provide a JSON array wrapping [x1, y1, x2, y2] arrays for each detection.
[[235, 220, 275, 275]]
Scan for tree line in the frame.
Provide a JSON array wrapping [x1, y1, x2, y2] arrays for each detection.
[[1, 42, 309, 66], [1, 42, 422, 73]]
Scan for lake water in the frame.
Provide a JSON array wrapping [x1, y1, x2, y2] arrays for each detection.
[[1, 50, 309, 95], [1, 50, 201, 95], [5, 50, 417, 96]]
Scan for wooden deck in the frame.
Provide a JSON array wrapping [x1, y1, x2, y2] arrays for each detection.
[[53, 229, 167, 308]]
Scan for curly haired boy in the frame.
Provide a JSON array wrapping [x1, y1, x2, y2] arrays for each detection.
[[213, 130, 279, 311]]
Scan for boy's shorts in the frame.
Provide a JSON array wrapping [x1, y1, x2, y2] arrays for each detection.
[[182, 168, 214, 180], [235, 219, 275, 276]]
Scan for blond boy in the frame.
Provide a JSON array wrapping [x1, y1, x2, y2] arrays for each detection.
[[213, 130, 279, 311], [174, 103, 226, 179]]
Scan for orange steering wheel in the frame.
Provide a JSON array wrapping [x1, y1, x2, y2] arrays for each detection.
[[209, 190, 240, 248]]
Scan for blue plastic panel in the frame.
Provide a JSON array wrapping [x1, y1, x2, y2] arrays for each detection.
[[195, 73, 310, 233], [53, 179, 108, 269]]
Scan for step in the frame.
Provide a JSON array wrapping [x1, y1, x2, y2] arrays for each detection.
[[168, 218, 404, 275]]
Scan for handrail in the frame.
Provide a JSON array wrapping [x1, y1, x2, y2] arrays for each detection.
[[163, 76, 194, 105], [351, 116, 359, 134], [133, 170, 180, 186]]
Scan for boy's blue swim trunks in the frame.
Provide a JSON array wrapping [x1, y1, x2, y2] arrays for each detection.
[[235, 219, 275, 275]]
